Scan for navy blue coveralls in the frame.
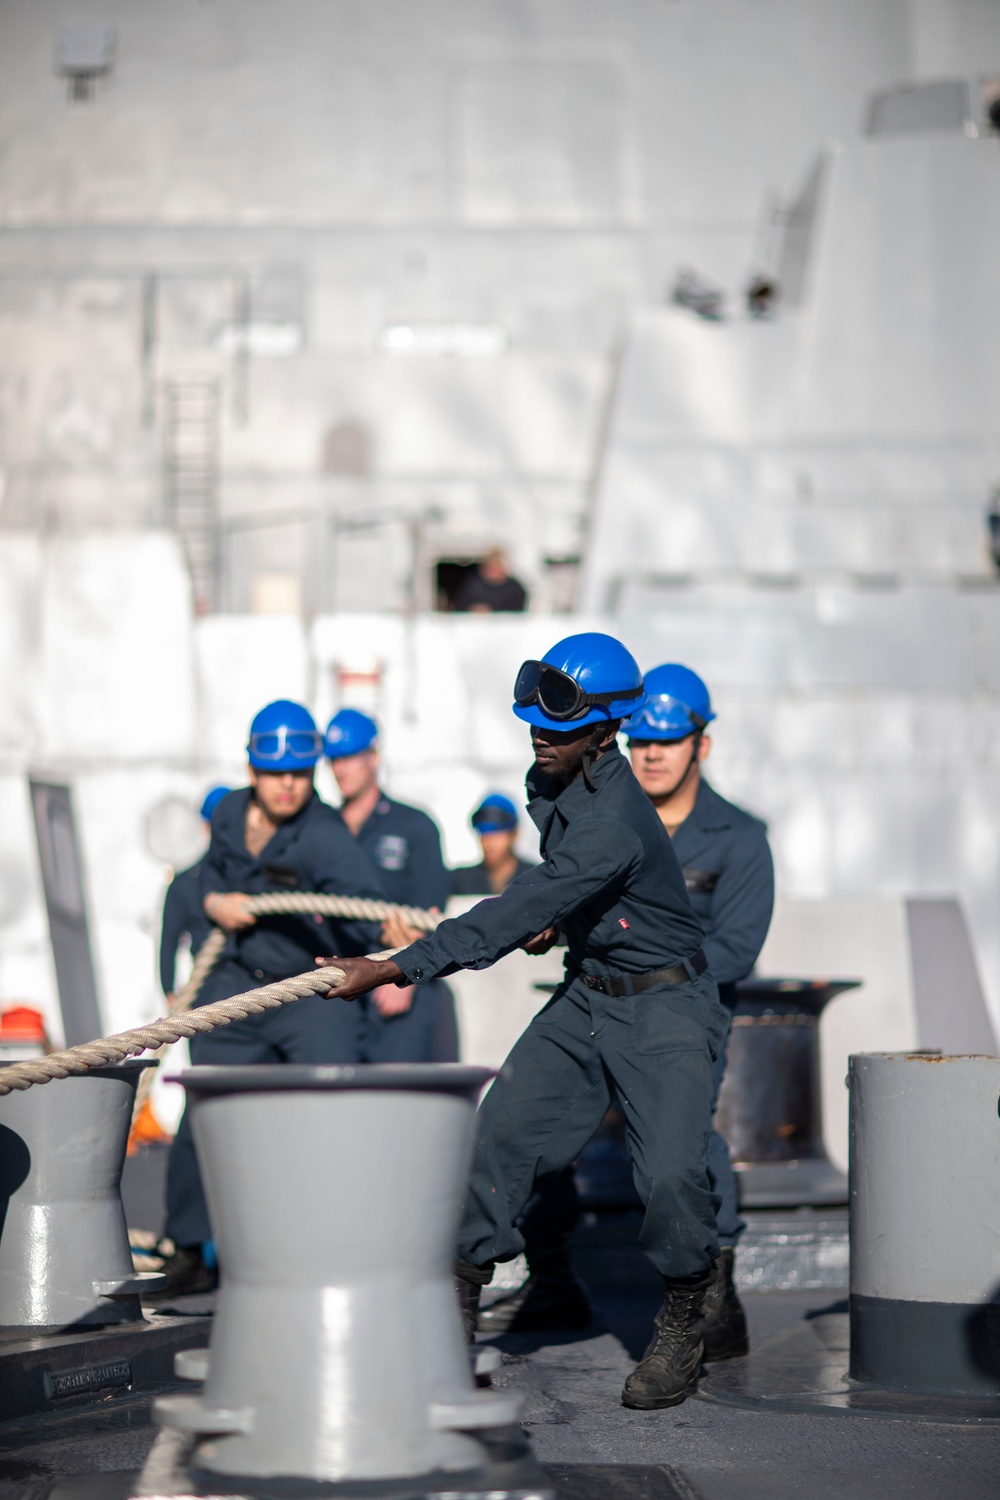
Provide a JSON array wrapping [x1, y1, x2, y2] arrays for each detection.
[[353, 794, 458, 1063], [672, 778, 774, 1246], [159, 861, 212, 995], [394, 745, 730, 1279], [164, 787, 386, 1247]]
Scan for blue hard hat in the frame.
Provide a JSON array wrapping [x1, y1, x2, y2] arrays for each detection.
[[471, 792, 519, 834], [513, 632, 646, 732], [624, 663, 716, 742], [199, 785, 231, 822], [246, 700, 323, 770], [324, 708, 378, 760]]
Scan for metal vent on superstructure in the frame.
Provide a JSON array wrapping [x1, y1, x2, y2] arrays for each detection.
[[54, 21, 115, 102], [162, 376, 221, 613]]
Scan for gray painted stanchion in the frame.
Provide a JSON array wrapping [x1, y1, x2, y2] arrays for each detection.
[[154, 1064, 526, 1490], [850, 1052, 1000, 1397], [0, 1060, 165, 1328]]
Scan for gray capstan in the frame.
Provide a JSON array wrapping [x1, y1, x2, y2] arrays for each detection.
[[0, 1061, 164, 1329], [153, 1063, 524, 1486]]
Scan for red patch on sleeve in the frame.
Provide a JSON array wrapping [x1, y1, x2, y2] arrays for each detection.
[[618, 918, 630, 929]]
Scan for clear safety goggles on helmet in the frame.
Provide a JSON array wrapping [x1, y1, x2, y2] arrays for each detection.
[[247, 727, 324, 761], [514, 660, 643, 723], [627, 694, 707, 737]]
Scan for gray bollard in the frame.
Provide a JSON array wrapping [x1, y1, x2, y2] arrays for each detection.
[[850, 1052, 1000, 1396], [0, 1061, 165, 1328], [154, 1064, 524, 1489]]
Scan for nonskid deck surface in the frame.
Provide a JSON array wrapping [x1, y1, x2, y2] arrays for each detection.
[[0, 1191, 987, 1500], [3, 1285, 1000, 1500]]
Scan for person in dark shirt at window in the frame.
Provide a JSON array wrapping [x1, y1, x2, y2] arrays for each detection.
[[453, 548, 527, 613], [450, 793, 534, 896]]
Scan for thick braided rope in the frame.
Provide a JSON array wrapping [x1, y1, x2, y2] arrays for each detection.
[[0, 949, 401, 1096], [173, 928, 227, 1012], [170, 892, 439, 1016], [238, 891, 440, 930], [122, 891, 442, 1118]]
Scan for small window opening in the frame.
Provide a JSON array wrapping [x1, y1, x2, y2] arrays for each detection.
[[434, 558, 481, 612]]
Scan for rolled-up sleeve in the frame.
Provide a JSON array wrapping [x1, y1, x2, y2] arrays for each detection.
[[395, 819, 641, 983]]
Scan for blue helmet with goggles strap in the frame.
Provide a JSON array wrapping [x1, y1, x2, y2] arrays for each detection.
[[324, 707, 378, 761], [624, 663, 715, 743], [512, 632, 646, 732], [247, 700, 323, 770]]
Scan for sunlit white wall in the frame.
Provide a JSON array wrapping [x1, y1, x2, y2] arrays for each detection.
[[2, 0, 999, 606]]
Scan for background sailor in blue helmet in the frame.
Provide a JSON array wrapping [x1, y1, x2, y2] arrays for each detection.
[[159, 699, 387, 1299], [158, 784, 230, 1006], [626, 664, 774, 1357], [450, 792, 535, 896], [324, 707, 457, 1063], [316, 634, 729, 1411]]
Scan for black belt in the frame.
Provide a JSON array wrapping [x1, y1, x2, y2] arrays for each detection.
[[570, 948, 708, 998]]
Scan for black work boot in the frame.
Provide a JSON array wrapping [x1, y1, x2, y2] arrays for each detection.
[[621, 1267, 713, 1410], [149, 1244, 217, 1300], [700, 1247, 749, 1361], [454, 1261, 493, 1342], [477, 1246, 592, 1335], [477, 1270, 591, 1334]]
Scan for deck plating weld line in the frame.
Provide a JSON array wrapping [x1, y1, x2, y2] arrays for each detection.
[[849, 1051, 1000, 1397]]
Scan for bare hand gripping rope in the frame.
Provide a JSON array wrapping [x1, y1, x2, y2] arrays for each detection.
[[0, 892, 441, 1097]]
